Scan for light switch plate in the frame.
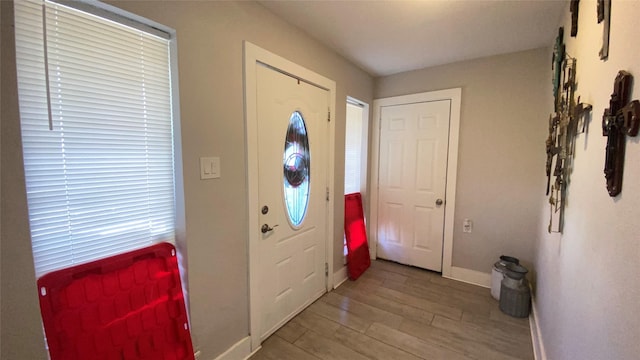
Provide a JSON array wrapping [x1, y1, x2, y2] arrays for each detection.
[[200, 157, 221, 179]]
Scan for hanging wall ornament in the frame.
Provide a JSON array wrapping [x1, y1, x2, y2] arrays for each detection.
[[598, 0, 611, 60], [570, 0, 580, 37], [602, 71, 640, 197], [545, 49, 592, 233], [575, 97, 593, 134], [552, 28, 565, 112]]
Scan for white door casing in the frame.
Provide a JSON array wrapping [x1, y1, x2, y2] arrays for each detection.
[[371, 89, 461, 277], [244, 42, 336, 351], [376, 100, 450, 271]]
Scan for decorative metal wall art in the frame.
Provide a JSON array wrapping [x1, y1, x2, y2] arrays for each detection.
[[570, 0, 580, 37], [598, 0, 611, 60], [545, 27, 592, 233], [552, 28, 565, 112], [574, 97, 593, 135], [602, 71, 640, 197]]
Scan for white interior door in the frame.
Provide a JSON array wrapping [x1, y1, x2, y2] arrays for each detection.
[[255, 64, 329, 341], [376, 100, 451, 271]]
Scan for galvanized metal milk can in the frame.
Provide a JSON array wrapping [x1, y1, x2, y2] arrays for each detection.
[[491, 255, 519, 300], [499, 263, 531, 318]]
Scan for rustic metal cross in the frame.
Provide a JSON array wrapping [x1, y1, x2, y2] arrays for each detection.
[[602, 71, 640, 197], [570, 0, 580, 37]]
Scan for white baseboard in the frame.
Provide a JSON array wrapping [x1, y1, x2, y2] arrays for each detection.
[[244, 345, 262, 360], [529, 293, 547, 360], [211, 336, 252, 360], [444, 266, 491, 288], [333, 266, 348, 289]]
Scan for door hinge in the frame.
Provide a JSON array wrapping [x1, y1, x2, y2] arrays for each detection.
[[325, 263, 329, 277], [326, 187, 330, 201], [327, 108, 331, 122]]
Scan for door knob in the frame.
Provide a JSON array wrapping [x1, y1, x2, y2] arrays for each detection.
[[261, 224, 278, 234], [435, 198, 444, 206]]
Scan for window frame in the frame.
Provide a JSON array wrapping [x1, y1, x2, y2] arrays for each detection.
[[344, 97, 369, 196], [343, 97, 369, 262], [13, 0, 186, 280]]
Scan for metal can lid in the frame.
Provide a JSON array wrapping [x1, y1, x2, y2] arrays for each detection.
[[505, 263, 529, 280], [499, 255, 519, 264], [493, 261, 508, 272]]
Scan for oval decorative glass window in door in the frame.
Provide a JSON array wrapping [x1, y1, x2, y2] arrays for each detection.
[[283, 111, 310, 227]]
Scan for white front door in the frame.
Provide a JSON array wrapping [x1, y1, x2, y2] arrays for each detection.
[[255, 64, 329, 341], [376, 100, 451, 271]]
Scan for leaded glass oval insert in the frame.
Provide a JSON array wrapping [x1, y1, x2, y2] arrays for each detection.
[[283, 111, 310, 227]]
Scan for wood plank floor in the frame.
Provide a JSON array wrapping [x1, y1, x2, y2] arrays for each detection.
[[250, 259, 533, 360]]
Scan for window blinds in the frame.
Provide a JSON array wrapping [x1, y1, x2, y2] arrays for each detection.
[[14, 0, 176, 278]]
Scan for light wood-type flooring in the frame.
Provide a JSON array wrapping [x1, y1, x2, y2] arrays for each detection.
[[250, 259, 533, 360]]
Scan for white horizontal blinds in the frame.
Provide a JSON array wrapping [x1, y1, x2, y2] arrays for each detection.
[[344, 102, 364, 194], [14, 0, 176, 278]]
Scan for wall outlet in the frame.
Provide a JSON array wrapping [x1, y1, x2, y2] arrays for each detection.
[[463, 218, 473, 233]]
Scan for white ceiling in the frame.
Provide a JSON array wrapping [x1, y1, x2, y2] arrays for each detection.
[[258, 0, 566, 77]]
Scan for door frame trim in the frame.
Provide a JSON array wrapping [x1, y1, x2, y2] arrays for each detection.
[[370, 88, 461, 277], [243, 42, 336, 352]]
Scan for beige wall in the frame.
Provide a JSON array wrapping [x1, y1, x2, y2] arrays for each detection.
[[375, 48, 549, 274], [534, 1, 640, 359], [0, 1, 373, 359], [1, 1, 49, 358]]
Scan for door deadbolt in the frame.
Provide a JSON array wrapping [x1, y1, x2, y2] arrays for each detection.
[[261, 205, 269, 215]]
